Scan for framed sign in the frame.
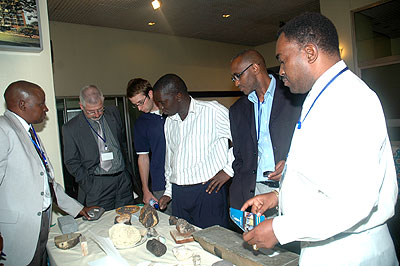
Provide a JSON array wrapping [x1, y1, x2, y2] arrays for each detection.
[[0, 0, 42, 52]]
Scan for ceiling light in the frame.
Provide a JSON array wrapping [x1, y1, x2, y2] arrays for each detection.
[[152, 0, 161, 10], [222, 14, 230, 18], [148, 22, 156, 26]]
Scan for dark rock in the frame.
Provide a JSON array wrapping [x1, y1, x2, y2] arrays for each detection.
[[146, 239, 167, 257], [139, 204, 159, 228], [169, 215, 179, 225]]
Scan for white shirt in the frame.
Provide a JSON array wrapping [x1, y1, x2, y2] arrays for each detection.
[[11, 112, 52, 211], [163, 97, 234, 198], [273, 60, 398, 244]]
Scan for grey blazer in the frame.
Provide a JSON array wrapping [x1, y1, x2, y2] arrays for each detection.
[[0, 110, 83, 265]]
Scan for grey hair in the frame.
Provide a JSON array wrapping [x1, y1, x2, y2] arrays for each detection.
[[79, 85, 104, 107]]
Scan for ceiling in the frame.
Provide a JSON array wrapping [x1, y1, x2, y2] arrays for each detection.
[[47, 0, 321, 46]]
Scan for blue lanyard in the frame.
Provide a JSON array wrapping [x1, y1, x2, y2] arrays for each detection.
[[84, 116, 107, 143], [257, 100, 262, 141], [30, 126, 49, 168], [297, 67, 348, 129]]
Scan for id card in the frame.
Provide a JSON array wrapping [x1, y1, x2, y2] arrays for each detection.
[[101, 152, 113, 161], [229, 207, 265, 232]]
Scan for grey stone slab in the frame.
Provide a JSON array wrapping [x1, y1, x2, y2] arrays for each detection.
[[192, 225, 299, 266]]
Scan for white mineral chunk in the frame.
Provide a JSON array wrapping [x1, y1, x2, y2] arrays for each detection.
[[172, 245, 194, 261]]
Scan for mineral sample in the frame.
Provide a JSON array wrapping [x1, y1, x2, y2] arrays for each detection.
[[139, 204, 159, 228], [54, 233, 81, 250], [176, 218, 195, 237], [172, 245, 193, 260], [114, 213, 131, 225], [169, 215, 178, 225], [146, 238, 167, 257]]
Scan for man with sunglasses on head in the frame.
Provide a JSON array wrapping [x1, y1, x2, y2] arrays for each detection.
[[127, 78, 171, 214], [229, 49, 305, 217], [62, 85, 135, 210]]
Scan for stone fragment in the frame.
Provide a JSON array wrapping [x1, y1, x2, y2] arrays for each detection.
[[172, 245, 193, 261], [176, 218, 195, 237], [146, 239, 167, 257], [114, 213, 131, 225], [54, 233, 81, 250], [57, 215, 78, 234], [212, 260, 234, 266], [139, 204, 159, 228], [169, 215, 178, 225]]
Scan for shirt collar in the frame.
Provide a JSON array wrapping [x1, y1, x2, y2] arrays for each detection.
[[9, 111, 30, 133], [248, 74, 276, 104]]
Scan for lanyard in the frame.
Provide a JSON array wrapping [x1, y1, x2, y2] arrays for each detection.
[[30, 126, 49, 168], [297, 66, 348, 129], [257, 100, 262, 141], [84, 115, 107, 143]]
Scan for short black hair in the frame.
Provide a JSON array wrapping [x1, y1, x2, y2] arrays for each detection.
[[278, 12, 340, 57], [153, 74, 188, 95]]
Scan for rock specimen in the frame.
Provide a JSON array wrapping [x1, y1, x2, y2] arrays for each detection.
[[114, 213, 131, 225], [172, 245, 193, 260], [139, 204, 159, 228], [176, 218, 196, 237], [169, 215, 178, 225], [54, 233, 81, 250], [146, 238, 167, 257]]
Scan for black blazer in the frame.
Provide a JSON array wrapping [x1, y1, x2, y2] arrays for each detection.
[[229, 72, 305, 209], [62, 106, 132, 203]]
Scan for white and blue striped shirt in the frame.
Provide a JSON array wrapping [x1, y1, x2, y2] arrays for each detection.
[[163, 97, 234, 198]]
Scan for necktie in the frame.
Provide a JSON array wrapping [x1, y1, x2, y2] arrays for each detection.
[[29, 127, 58, 205], [95, 121, 112, 172]]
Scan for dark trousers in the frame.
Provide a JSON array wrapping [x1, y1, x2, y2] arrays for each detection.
[[172, 181, 229, 229], [28, 208, 50, 266], [85, 170, 134, 211]]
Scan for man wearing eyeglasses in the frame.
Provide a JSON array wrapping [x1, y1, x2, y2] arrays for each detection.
[[62, 85, 135, 210], [127, 78, 171, 214], [229, 49, 305, 215]]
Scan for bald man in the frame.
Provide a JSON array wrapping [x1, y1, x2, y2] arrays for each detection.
[[229, 49, 305, 211], [0, 81, 96, 266]]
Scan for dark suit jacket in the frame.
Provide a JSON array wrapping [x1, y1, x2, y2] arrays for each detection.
[[62, 106, 132, 203], [229, 72, 305, 209]]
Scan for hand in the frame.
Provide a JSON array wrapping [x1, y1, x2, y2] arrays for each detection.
[[158, 195, 171, 211], [243, 219, 278, 249], [79, 206, 100, 220], [205, 170, 230, 194], [240, 192, 278, 216], [142, 190, 156, 205], [267, 160, 285, 181]]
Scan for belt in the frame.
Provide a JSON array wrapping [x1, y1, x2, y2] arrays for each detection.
[[96, 170, 123, 177], [257, 180, 279, 188]]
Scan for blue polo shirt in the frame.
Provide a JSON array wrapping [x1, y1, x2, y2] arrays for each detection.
[[133, 111, 166, 192]]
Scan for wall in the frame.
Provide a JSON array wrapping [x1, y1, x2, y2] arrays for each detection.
[[0, 0, 64, 186], [50, 22, 249, 97]]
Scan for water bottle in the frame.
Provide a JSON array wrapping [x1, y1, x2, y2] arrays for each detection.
[[149, 199, 159, 210]]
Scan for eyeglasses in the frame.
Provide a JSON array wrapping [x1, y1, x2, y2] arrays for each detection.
[[84, 106, 105, 116], [132, 95, 148, 109], [231, 63, 253, 82]]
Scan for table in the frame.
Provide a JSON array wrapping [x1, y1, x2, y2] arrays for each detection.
[[47, 208, 222, 265]]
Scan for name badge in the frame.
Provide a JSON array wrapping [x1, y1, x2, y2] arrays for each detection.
[[101, 152, 113, 161]]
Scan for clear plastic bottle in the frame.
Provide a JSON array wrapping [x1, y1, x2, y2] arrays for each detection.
[[149, 199, 160, 210]]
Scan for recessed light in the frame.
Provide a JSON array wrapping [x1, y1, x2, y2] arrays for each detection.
[[152, 0, 161, 10], [148, 22, 156, 26], [222, 14, 230, 18]]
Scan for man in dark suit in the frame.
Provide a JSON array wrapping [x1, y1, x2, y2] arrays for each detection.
[[229, 49, 305, 210], [62, 85, 135, 210]]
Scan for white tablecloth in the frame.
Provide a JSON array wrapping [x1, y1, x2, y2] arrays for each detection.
[[47, 208, 222, 265]]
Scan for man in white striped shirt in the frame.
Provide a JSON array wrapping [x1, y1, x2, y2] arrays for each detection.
[[153, 74, 234, 228]]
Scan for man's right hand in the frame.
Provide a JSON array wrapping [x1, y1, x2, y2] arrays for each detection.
[[142, 190, 156, 205], [158, 195, 171, 210], [240, 192, 278, 216]]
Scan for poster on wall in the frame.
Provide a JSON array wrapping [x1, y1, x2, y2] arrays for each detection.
[[0, 0, 42, 52]]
